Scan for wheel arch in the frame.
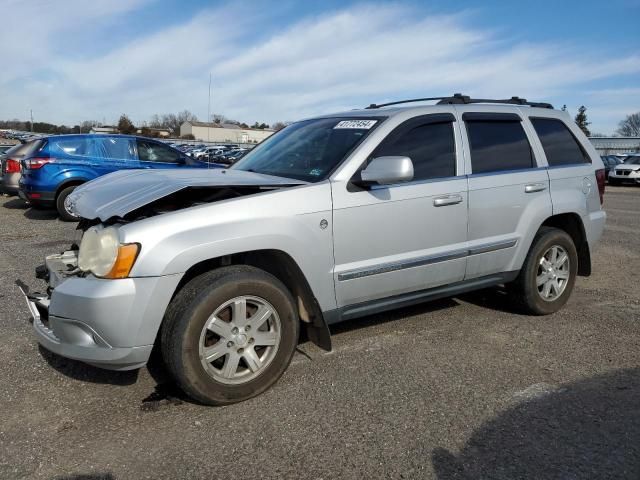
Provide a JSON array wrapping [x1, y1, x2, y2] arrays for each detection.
[[540, 213, 591, 276], [54, 178, 88, 200], [164, 249, 332, 351]]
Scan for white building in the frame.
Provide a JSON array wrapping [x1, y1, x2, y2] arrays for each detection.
[[180, 121, 275, 143], [589, 137, 640, 155]]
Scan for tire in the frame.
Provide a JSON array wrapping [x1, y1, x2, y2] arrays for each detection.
[[608, 177, 621, 186], [55, 185, 80, 222], [509, 227, 578, 315], [161, 266, 299, 405]]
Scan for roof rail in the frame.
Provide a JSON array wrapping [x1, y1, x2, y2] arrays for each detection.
[[365, 93, 554, 109]]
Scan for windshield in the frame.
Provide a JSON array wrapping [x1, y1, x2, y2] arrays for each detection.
[[623, 156, 640, 165], [231, 117, 382, 182]]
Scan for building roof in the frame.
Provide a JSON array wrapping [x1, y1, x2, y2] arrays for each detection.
[[185, 121, 273, 132]]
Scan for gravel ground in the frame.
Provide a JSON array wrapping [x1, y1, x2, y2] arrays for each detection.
[[0, 186, 638, 480]]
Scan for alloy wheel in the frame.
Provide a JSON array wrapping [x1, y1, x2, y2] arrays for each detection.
[[536, 245, 570, 302], [198, 295, 281, 385]]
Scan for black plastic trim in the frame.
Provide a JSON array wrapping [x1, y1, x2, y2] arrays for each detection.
[[462, 112, 522, 122], [326, 271, 520, 324]]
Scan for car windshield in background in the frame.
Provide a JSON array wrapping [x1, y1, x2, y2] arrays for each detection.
[[623, 156, 640, 165], [231, 117, 382, 182]]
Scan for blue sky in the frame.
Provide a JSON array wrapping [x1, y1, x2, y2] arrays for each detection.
[[0, 0, 638, 133]]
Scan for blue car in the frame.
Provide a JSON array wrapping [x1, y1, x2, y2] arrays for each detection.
[[18, 134, 221, 221]]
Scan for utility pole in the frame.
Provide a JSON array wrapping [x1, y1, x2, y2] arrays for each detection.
[[30, 109, 33, 132], [207, 73, 212, 143]]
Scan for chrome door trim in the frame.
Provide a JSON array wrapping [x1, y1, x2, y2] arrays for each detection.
[[337, 248, 468, 282], [467, 239, 517, 256], [338, 239, 517, 281]]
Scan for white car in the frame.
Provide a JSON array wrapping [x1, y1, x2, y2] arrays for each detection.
[[609, 155, 640, 185]]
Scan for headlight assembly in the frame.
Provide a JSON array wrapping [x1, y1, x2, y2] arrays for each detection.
[[78, 226, 140, 279]]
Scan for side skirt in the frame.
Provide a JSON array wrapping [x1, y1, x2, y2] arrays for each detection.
[[323, 271, 519, 326]]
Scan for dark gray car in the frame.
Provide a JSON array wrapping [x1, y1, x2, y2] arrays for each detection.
[[0, 140, 42, 195]]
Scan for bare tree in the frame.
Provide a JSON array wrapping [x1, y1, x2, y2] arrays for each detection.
[[146, 110, 198, 135], [272, 121, 289, 131], [616, 112, 640, 137], [211, 113, 227, 124]]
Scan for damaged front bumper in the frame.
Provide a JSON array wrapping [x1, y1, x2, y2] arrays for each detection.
[[21, 250, 182, 371]]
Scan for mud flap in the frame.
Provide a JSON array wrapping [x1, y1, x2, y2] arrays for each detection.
[[306, 315, 332, 351]]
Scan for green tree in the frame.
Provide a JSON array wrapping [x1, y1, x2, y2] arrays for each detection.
[[574, 106, 591, 136], [117, 114, 136, 134]]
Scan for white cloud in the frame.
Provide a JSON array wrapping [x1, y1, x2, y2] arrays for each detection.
[[0, 2, 638, 133]]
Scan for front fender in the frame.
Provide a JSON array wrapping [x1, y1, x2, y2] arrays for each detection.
[[121, 183, 337, 312]]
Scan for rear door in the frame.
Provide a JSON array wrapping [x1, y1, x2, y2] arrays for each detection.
[[97, 136, 139, 171], [459, 108, 552, 279], [332, 113, 468, 307]]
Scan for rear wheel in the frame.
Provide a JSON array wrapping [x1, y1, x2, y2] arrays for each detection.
[[510, 227, 578, 315], [55, 185, 81, 222], [161, 266, 299, 405]]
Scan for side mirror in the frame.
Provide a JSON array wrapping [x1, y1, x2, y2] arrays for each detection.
[[358, 156, 414, 186]]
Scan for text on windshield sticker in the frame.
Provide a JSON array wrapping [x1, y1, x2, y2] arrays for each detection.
[[334, 120, 377, 130]]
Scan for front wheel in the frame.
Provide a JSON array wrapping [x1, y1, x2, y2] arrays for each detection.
[[161, 266, 299, 405], [56, 185, 81, 222], [509, 227, 578, 315]]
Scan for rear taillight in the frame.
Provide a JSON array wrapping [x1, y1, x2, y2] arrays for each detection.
[[25, 157, 54, 169], [595, 169, 605, 205], [4, 158, 21, 173]]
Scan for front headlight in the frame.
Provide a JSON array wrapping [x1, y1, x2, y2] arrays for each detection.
[[78, 226, 139, 278]]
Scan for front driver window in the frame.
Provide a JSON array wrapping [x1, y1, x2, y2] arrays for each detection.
[[137, 140, 181, 163]]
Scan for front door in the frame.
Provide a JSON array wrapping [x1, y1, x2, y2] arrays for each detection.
[[332, 114, 468, 307]]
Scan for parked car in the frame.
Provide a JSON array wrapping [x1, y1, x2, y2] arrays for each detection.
[[608, 155, 640, 185], [600, 155, 623, 179], [212, 148, 248, 165], [0, 141, 43, 195], [0, 144, 17, 155], [22, 94, 606, 405], [18, 134, 221, 220]]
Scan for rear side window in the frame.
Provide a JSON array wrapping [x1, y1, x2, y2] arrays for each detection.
[[465, 121, 534, 174], [372, 119, 456, 181], [48, 137, 100, 159], [530, 118, 590, 166]]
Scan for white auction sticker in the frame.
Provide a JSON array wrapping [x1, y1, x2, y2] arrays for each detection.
[[334, 120, 378, 129]]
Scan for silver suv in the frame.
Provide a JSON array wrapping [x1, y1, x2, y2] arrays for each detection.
[[22, 95, 607, 405]]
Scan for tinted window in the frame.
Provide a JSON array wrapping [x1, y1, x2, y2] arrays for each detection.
[[137, 140, 181, 163], [99, 137, 135, 161], [625, 156, 640, 165], [373, 121, 456, 180], [466, 121, 534, 174], [531, 118, 589, 166]]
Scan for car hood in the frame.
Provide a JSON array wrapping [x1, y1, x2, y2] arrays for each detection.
[[67, 168, 308, 221]]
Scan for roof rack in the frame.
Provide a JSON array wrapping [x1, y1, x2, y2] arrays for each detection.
[[365, 93, 553, 110]]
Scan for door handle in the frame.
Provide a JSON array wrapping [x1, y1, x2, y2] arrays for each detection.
[[433, 194, 463, 207], [525, 183, 546, 193]]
